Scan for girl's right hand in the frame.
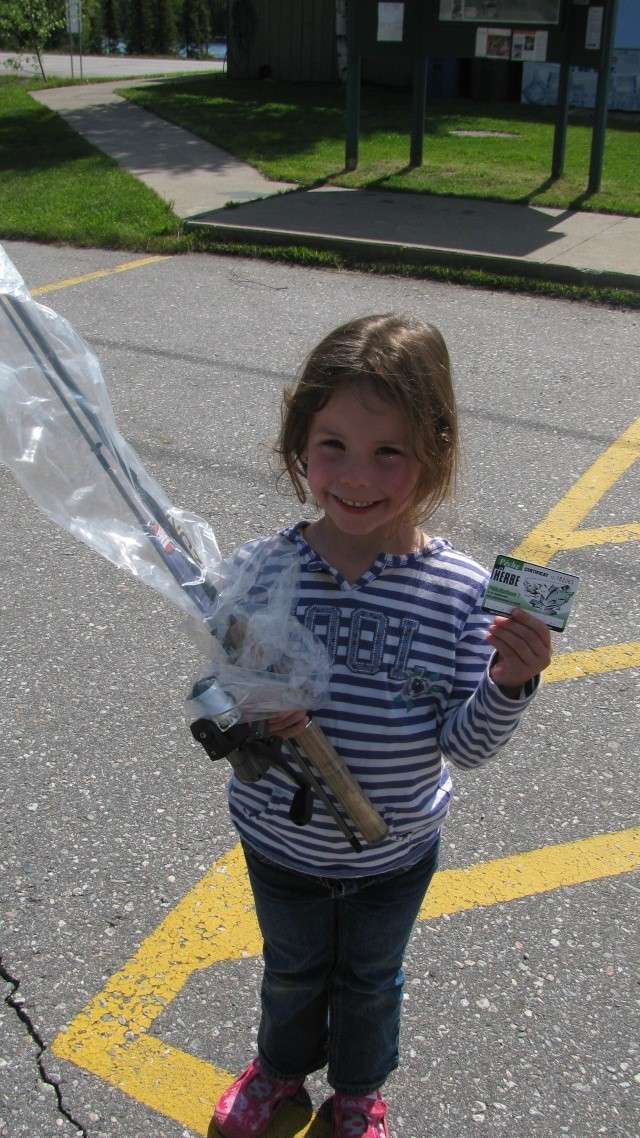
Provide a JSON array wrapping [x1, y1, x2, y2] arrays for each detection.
[[265, 709, 310, 739]]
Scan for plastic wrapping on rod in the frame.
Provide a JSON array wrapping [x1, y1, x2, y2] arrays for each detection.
[[0, 245, 330, 720]]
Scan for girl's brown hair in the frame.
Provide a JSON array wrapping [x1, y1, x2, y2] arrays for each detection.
[[276, 313, 458, 524]]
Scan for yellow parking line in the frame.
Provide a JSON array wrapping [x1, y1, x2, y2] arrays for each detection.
[[419, 827, 640, 922], [560, 523, 640, 549], [31, 256, 170, 297], [52, 828, 640, 1136], [513, 416, 640, 565], [508, 416, 640, 682], [545, 641, 640, 683]]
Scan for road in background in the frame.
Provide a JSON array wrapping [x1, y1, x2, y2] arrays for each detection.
[[1, 241, 639, 1138], [0, 52, 223, 79]]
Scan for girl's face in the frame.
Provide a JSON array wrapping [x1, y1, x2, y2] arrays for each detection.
[[303, 384, 423, 546]]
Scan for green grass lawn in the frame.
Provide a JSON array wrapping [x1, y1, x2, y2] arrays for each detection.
[[0, 78, 181, 249], [125, 74, 640, 216]]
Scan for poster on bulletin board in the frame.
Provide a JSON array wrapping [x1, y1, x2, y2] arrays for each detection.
[[585, 6, 604, 51], [522, 51, 640, 111], [512, 29, 548, 60], [439, 1, 560, 24], [377, 2, 405, 42], [475, 26, 512, 58]]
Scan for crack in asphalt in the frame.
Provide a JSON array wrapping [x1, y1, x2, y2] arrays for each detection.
[[0, 957, 86, 1136]]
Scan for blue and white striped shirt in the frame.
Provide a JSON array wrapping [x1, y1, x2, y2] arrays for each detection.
[[228, 523, 537, 877]]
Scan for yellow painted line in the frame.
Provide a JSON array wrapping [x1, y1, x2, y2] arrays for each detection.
[[559, 522, 640, 549], [53, 828, 640, 1135], [419, 827, 640, 922], [52, 842, 318, 1136], [53, 1033, 315, 1138], [508, 416, 640, 681], [512, 416, 640, 565], [545, 641, 640, 683], [52, 844, 259, 1053], [31, 256, 170, 297]]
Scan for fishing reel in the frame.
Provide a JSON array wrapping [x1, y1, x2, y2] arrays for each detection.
[[190, 715, 274, 780], [190, 715, 316, 829], [188, 677, 360, 845]]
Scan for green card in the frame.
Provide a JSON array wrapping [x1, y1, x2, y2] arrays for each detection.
[[483, 556, 580, 631]]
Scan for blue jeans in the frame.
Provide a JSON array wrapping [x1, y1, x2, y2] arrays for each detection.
[[243, 839, 440, 1095]]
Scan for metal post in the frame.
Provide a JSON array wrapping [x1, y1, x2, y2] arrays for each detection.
[[225, 0, 231, 72], [66, 0, 75, 79], [410, 55, 428, 168], [78, 2, 84, 83], [588, 0, 619, 194], [345, 0, 360, 172], [552, 53, 571, 178]]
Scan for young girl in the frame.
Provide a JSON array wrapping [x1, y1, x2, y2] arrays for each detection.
[[213, 314, 551, 1138]]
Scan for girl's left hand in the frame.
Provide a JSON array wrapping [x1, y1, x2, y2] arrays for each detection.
[[265, 709, 310, 740], [487, 608, 552, 692]]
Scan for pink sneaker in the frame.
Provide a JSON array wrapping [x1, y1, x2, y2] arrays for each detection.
[[331, 1090, 389, 1138], [213, 1057, 305, 1138]]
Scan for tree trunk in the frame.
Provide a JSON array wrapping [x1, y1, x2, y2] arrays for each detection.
[[34, 45, 46, 81]]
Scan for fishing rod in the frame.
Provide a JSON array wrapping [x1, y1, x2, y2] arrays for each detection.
[[0, 286, 388, 850]]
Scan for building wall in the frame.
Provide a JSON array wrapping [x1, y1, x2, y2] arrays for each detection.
[[616, 0, 640, 49], [228, 0, 338, 82]]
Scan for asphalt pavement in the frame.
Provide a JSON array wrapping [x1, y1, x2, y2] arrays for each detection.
[[1, 239, 639, 1138], [0, 50, 224, 80]]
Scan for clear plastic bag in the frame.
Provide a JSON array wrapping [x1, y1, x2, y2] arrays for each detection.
[[0, 245, 330, 721], [186, 535, 331, 721]]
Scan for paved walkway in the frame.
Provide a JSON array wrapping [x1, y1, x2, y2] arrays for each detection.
[[33, 80, 293, 217], [32, 79, 640, 291], [190, 187, 640, 290]]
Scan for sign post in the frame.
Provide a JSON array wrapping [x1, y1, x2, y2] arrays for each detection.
[[410, 54, 428, 167], [588, 0, 620, 192], [552, 4, 573, 177], [345, 0, 361, 171], [66, 0, 84, 82]]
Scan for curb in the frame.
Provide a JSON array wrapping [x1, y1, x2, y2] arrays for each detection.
[[184, 217, 640, 294]]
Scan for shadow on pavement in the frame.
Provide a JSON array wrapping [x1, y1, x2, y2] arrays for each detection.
[[206, 1085, 329, 1137], [190, 187, 570, 259]]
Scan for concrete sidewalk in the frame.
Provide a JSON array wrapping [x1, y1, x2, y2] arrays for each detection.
[[32, 80, 640, 291], [189, 188, 640, 291], [33, 80, 294, 217]]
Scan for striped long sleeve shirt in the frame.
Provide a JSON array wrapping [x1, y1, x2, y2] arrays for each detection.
[[227, 523, 538, 877]]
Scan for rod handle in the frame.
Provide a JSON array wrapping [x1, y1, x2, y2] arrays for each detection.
[[296, 720, 388, 845]]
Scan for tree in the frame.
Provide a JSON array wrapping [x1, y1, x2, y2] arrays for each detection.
[[0, 0, 65, 80], [127, 0, 154, 54], [83, 0, 103, 53], [152, 0, 177, 55], [183, 0, 210, 58], [102, 0, 121, 53]]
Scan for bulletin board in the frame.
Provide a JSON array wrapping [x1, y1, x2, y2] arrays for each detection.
[[355, 1, 613, 69]]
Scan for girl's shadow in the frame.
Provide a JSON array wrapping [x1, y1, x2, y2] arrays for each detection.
[[301, 1097, 333, 1136], [208, 1090, 333, 1137]]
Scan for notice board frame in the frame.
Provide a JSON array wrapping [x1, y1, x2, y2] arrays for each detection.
[[346, 1, 620, 190]]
